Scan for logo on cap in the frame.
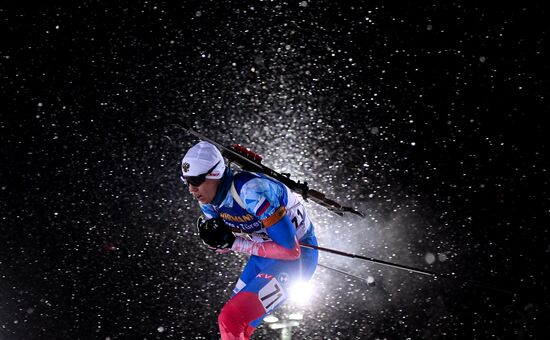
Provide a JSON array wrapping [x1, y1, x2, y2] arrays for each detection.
[[182, 162, 190, 173]]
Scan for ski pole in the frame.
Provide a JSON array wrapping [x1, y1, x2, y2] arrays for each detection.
[[317, 263, 376, 286], [300, 243, 515, 296]]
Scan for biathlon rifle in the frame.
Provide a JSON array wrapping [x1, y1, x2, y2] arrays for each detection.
[[176, 124, 364, 218]]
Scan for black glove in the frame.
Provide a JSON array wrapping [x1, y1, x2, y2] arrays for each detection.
[[196, 216, 236, 249]]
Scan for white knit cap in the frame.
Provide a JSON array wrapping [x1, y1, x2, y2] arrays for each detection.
[[181, 141, 225, 179]]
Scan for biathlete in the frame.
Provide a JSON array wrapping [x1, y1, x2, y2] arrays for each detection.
[[180, 141, 319, 339]]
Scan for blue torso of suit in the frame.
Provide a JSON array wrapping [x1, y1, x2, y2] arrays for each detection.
[[200, 170, 314, 246]]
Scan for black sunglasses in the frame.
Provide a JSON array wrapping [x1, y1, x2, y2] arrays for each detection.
[[181, 161, 221, 187]]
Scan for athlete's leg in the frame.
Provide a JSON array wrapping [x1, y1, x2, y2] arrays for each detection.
[[219, 256, 276, 339], [219, 238, 318, 339], [219, 260, 293, 339], [218, 290, 264, 339], [219, 259, 298, 339]]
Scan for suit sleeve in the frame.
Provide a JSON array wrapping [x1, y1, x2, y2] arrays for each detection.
[[230, 177, 300, 260]]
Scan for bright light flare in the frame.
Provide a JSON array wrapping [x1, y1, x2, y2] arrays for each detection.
[[288, 281, 314, 306]]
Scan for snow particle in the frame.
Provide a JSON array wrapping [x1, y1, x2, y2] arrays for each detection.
[[264, 315, 279, 323], [157, 326, 165, 333], [366, 276, 375, 286], [425, 252, 436, 264]]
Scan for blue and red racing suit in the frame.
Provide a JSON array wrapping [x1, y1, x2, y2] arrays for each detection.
[[200, 168, 318, 339]]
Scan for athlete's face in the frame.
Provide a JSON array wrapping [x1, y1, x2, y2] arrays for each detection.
[[188, 178, 220, 204]]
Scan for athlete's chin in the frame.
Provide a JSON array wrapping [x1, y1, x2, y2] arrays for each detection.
[[197, 196, 212, 204]]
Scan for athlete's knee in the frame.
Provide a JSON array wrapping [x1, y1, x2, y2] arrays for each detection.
[[218, 292, 264, 339], [218, 300, 241, 336]]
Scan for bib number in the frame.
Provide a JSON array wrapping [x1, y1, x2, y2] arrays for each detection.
[[258, 278, 286, 312], [290, 207, 304, 229]]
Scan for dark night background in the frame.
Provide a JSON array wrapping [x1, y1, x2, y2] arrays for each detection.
[[1, 1, 549, 339]]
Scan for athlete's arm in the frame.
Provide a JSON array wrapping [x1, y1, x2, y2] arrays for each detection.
[[230, 178, 300, 260], [231, 235, 300, 260]]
